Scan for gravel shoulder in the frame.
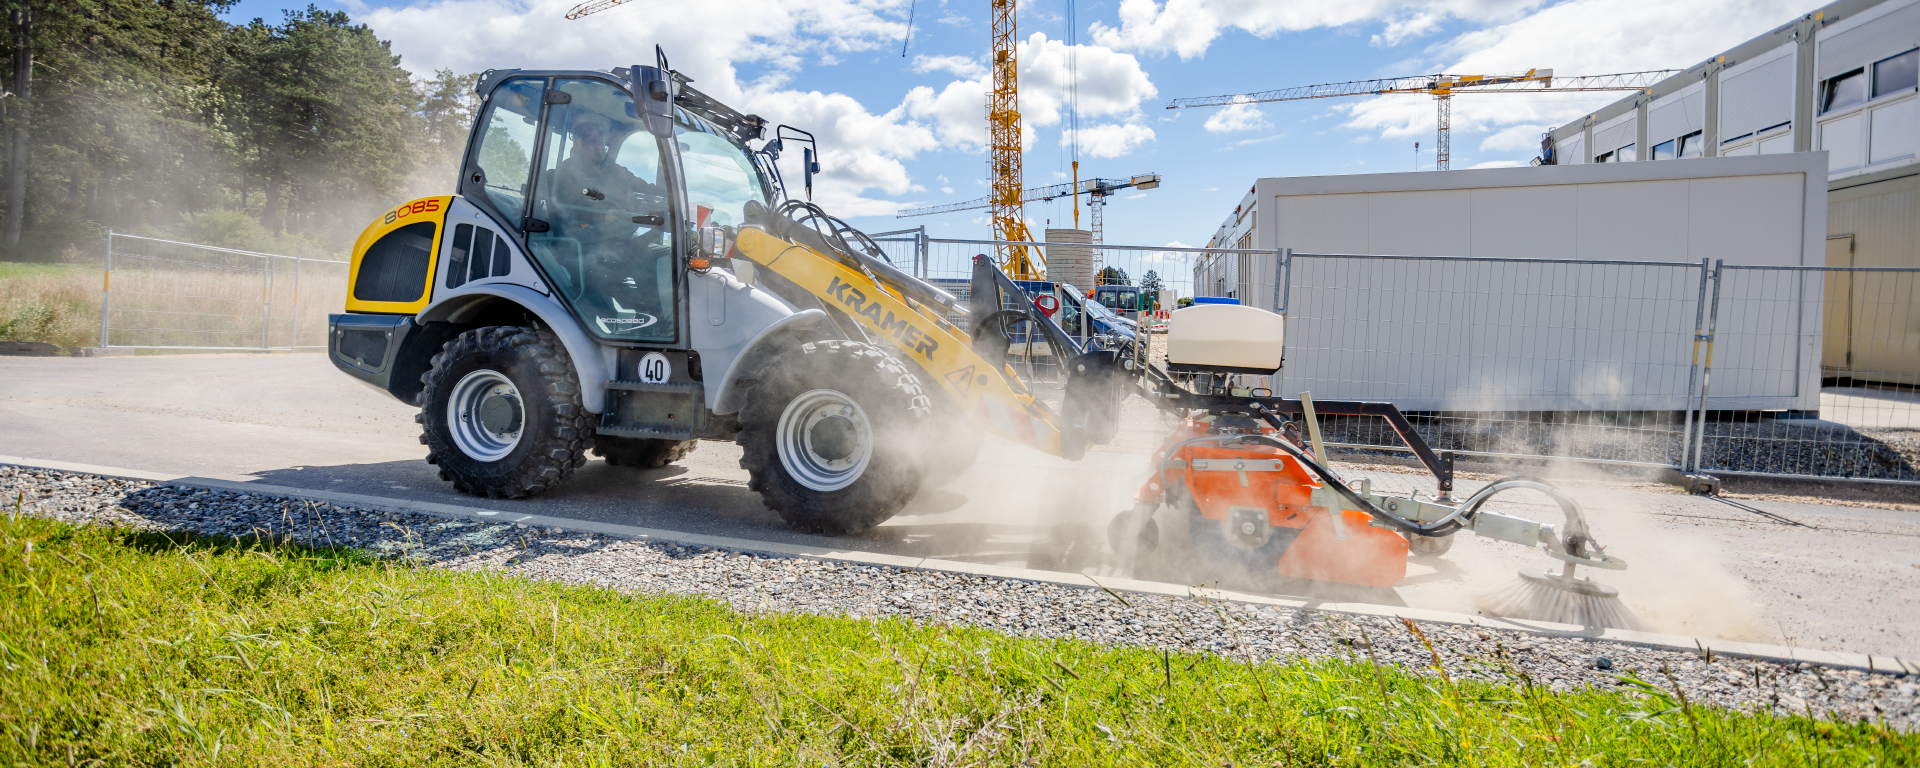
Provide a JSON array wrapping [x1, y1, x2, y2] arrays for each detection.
[[8, 464, 1917, 731]]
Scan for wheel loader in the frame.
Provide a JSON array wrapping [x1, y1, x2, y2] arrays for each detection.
[[328, 54, 1129, 534], [326, 54, 1640, 628]]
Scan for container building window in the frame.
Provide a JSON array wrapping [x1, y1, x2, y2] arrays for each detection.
[[1651, 140, 1675, 160], [1822, 68, 1867, 114], [1677, 130, 1704, 158], [1874, 49, 1919, 98], [1594, 150, 1614, 163], [1616, 143, 1637, 162]]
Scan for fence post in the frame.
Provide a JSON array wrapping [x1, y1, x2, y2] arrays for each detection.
[[916, 225, 927, 278], [1677, 258, 1711, 471], [289, 257, 301, 347], [1686, 260, 1725, 474], [1274, 248, 1291, 314], [261, 255, 273, 350], [98, 232, 113, 348]]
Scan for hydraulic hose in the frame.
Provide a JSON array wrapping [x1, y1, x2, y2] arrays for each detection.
[[1239, 405, 1465, 536]]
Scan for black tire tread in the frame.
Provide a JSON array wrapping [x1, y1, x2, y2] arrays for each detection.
[[736, 340, 931, 535], [418, 326, 593, 499]]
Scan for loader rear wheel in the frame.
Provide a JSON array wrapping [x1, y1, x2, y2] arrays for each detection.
[[737, 340, 931, 535], [418, 326, 592, 499], [593, 436, 697, 468]]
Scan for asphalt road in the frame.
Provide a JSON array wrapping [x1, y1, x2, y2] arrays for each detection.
[[3, 353, 1916, 658]]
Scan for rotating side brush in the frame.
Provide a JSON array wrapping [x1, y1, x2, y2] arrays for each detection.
[[1474, 561, 1648, 631]]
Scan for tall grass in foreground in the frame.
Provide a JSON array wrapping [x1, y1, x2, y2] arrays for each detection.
[[0, 513, 1910, 767]]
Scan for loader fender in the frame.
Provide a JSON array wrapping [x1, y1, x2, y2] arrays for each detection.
[[416, 283, 613, 414], [687, 267, 823, 413], [711, 308, 834, 416]]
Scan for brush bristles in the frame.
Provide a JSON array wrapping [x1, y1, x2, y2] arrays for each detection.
[[1474, 573, 1650, 632]]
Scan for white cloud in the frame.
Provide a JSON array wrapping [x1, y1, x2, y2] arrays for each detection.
[[1467, 159, 1526, 169], [1371, 10, 1443, 47], [912, 54, 985, 79], [1017, 33, 1159, 127], [1203, 100, 1267, 133], [365, 0, 936, 213], [1090, 0, 1542, 60], [1338, 0, 1808, 157], [1064, 123, 1157, 158]]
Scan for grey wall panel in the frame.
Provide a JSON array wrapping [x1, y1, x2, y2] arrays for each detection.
[[1818, 0, 1920, 81], [1274, 193, 1369, 253], [1721, 46, 1797, 141], [1468, 185, 1578, 259], [1686, 174, 1807, 266], [1367, 189, 1472, 255], [1575, 179, 1691, 261]]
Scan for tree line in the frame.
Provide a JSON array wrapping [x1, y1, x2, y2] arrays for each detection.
[[1, 1, 478, 261]]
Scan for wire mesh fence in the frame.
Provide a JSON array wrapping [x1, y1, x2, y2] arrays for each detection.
[[101, 233, 348, 351], [1692, 265, 1920, 482], [1277, 254, 1713, 469]]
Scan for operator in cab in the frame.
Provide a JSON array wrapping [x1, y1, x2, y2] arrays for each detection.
[[548, 110, 674, 339]]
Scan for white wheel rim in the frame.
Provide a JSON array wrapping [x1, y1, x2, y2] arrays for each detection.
[[775, 389, 873, 492], [447, 369, 524, 462]]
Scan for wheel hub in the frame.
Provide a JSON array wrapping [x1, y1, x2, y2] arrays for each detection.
[[775, 390, 873, 492], [447, 369, 524, 462], [809, 416, 858, 461]]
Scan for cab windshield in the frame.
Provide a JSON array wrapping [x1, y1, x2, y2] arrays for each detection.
[[673, 108, 770, 229]]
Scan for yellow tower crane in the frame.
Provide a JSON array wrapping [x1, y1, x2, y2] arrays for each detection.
[[987, 0, 1042, 278], [1167, 69, 1678, 170]]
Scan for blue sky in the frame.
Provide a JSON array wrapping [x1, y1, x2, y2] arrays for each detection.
[[221, 0, 1810, 247]]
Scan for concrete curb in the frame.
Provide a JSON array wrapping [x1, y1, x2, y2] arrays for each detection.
[[2, 454, 1903, 674]]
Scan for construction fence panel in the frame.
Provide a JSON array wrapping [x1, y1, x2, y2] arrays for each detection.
[[1279, 254, 1712, 470], [1693, 265, 1920, 483], [102, 232, 347, 351]]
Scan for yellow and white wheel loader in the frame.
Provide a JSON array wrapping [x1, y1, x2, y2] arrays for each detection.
[[328, 55, 1130, 534]]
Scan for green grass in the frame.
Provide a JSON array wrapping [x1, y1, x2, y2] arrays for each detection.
[[1, 513, 1911, 767]]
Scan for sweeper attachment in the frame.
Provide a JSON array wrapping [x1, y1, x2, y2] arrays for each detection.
[[1108, 303, 1646, 631]]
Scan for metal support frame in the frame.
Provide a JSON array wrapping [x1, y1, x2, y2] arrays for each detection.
[[98, 232, 112, 348]]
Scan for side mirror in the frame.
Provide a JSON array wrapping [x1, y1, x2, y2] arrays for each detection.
[[698, 225, 732, 258], [633, 65, 677, 137], [803, 147, 817, 200]]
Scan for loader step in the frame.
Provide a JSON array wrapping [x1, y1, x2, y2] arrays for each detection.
[[596, 423, 697, 441], [605, 380, 704, 395]]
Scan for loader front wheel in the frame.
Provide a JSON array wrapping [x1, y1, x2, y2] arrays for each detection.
[[738, 340, 931, 535], [418, 326, 592, 499], [593, 436, 697, 468]]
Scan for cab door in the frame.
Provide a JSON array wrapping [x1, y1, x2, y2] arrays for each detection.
[[522, 77, 681, 344]]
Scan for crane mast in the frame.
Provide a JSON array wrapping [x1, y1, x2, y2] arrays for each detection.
[[988, 0, 1042, 278]]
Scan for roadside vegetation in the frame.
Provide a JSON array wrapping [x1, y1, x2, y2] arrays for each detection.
[[3, 513, 1910, 766], [0, 259, 98, 349]]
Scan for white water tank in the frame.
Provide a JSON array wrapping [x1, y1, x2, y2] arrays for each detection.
[[1165, 304, 1284, 371]]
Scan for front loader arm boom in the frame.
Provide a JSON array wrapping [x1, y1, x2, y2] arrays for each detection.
[[733, 226, 1068, 456]]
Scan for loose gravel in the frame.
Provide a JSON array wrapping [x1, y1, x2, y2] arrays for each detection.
[[5, 464, 1916, 730]]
